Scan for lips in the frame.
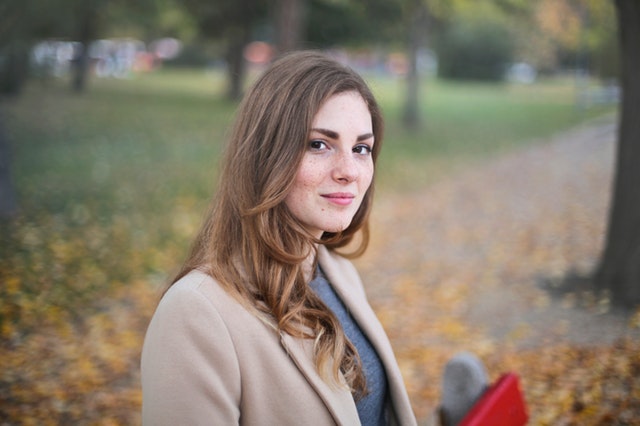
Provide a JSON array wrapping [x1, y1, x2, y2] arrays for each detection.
[[321, 192, 356, 206]]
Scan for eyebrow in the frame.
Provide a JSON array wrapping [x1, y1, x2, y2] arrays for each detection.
[[311, 128, 374, 142]]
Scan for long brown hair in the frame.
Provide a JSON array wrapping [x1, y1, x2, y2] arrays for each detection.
[[174, 51, 384, 396]]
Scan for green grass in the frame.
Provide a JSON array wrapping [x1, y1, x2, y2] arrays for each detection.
[[5, 71, 234, 216], [365, 75, 615, 189], [0, 68, 615, 298], [4, 69, 615, 205]]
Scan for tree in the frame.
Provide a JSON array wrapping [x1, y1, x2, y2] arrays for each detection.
[[306, 0, 401, 47], [397, 0, 528, 129], [402, 0, 428, 129], [67, 0, 161, 92], [435, 8, 515, 82], [274, 0, 307, 54], [69, 0, 103, 92], [1, 0, 164, 94], [182, 0, 268, 100], [0, 0, 61, 215], [0, 0, 52, 95], [0, 113, 17, 218], [533, 0, 618, 76], [594, 0, 640, 308]]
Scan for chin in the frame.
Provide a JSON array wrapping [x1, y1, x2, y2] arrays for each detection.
[[323, 223, 352, 234]]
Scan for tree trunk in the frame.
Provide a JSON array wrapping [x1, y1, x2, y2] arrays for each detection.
[[0, 111, 17, 218], [72, 44, 90, 92], [0, 41, 29, 96], [403, 1, 426, 130], [274, 0, 306, 54], [72, 7, 98, 92], [225, 24, 251, 101], [594, 0, 640, 308]]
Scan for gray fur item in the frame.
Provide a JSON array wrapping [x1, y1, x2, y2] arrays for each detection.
[[440, 352, 489, 426]]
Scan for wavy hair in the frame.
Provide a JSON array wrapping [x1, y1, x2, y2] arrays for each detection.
[[173, 51, 384, 397]]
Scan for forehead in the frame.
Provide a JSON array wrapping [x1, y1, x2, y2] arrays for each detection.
[[312, 91, 372, 129]]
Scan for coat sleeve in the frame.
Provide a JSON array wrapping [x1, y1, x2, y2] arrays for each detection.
[[141, 282, 242, 425]]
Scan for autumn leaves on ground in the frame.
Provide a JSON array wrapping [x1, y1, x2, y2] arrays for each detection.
[[1, 76, 639, 425], [358, 117, 640, 424]]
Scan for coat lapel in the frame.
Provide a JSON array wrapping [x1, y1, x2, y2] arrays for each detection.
[[318, 246, 417, 426], [279, 332, 360, 426], [277, 245, 416, 426], [317, 246, 398, 373]]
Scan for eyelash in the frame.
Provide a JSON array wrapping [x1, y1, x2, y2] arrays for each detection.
[[353, 144, 372, 155], [308, 140, 372, 155], [309, 140, 326, 150]]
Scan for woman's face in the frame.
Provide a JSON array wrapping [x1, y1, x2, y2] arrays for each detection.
[[285, 91, 375, 239]]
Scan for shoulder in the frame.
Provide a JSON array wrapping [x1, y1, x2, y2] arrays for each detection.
[[153, 271, 231, 324], [143, 270, 241, 353], [141, 271, 247, 424], [162, 270, 231, 309], [166, 269, 227, 299], [156, 270, 271, 332], [141, 270, 276, 383]]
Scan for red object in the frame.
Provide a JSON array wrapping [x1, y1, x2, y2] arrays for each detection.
[[459, 373, 529, 426]]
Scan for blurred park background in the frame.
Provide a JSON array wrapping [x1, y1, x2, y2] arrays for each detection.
[[1, 0, 639, 424]]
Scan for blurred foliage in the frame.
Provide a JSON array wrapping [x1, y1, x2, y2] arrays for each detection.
[[0, 0, 620, 95], [180, 0, 268, 41], [0, 69, 619, 423], [533, 0, 619, 78], [434, 5, 515, 81], [306, 0, 404, 47], [426, 0, 617, 80]]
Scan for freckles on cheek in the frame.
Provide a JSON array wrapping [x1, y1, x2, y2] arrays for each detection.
[[296, 163, 322, 192]]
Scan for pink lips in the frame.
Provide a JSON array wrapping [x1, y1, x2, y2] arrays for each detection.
[[322, 192, 355, 206]]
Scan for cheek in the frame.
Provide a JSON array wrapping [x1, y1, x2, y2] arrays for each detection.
[[287, 160, 321, 204], [295, 159, 325, 190], [361, 163, 374, 191]]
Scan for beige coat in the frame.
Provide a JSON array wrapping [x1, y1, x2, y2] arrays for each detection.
[[141, 245, 417, 426]]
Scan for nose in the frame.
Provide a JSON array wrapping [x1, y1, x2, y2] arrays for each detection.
[[332, 152, 359, 183]]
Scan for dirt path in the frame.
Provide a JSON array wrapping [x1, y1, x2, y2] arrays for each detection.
[[358, 113, 639, 351]]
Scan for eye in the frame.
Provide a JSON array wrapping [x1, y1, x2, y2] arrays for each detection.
[[353, 144, 372, 155], [309, 139, 328, 151]]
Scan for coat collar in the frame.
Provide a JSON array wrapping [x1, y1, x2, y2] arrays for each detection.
[[276, 245, 365, 425], [279, 332, 360, 425], [278, 245, 416, 426], [317, 245, 417, 426]]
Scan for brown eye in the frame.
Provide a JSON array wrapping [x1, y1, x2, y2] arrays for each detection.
[[309, 140, 327, 150], [353, 144, 372, 155]]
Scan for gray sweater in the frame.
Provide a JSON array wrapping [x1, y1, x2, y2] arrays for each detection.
[[310, 268, 388, 426]]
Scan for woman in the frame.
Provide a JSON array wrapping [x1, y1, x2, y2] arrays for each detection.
[[141, 50, 417, 426]]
